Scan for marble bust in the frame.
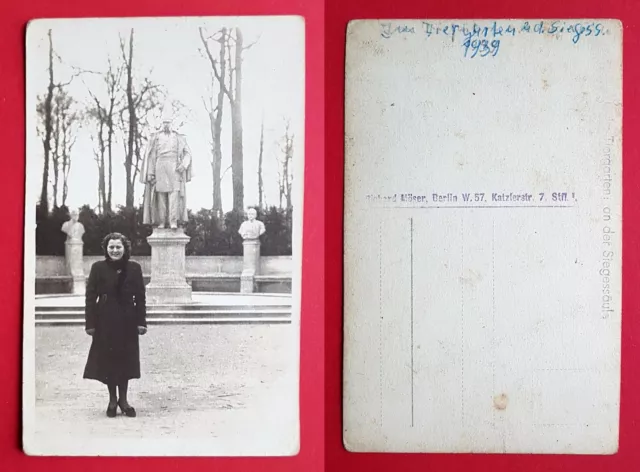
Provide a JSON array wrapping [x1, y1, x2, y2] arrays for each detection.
[[238, 208, 266, 240], [61, 210, 85, 242]]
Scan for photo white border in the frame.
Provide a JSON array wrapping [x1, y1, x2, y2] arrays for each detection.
[[22, 15, 305, 457]]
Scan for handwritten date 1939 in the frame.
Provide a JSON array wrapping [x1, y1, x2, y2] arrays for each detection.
[[463, 38, 500, 58]]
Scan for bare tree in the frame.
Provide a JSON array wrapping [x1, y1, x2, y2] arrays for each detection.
[[51, 91, 62, 208], [57, 57, 118, 213], [104, 60, 123, 212], [59, 95, 79, 207], [41, 87, 80, 209], [86, 98, 109, 214], [258, 114, 265, 209], [278, 119, 294, 210], [119, 29, 163, 209], [122, 29, 136, 209], [201, 27, 258, 211], [199, 27, 227, 215], [87, 110, 106, 213], [37, 30, 81, 212], [53, 89, 80, 208], [230, 28, 245, 212], [39, 29, 55, 214]]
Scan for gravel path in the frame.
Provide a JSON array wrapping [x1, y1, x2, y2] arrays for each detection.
[[33, 324, 297, 451]]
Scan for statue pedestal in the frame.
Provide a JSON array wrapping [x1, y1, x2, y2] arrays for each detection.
[[65, 240, 85, 295], [240, 239, 261, 293], [146, 228, 192, 304]]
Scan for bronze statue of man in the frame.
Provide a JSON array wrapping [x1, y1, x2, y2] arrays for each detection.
[[140, 110, 193, 229]]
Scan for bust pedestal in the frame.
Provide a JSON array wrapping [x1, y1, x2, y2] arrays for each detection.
[[241, 239, 261, 293], [146, 228, 192, 304], [65, 240, 85, 295]]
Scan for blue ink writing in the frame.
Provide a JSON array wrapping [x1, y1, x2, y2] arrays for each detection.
[[463, 38, 500, 58], [380, 22, 417, 39], [386, 20, 606, 58]]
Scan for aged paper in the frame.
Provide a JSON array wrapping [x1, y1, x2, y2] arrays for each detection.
[[343, 19, 622, 454]]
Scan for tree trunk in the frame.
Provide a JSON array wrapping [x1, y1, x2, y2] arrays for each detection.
[[211, 126, 223, 214], [211, 113, 223, 214], [51, 96, 60, 208], [62, 147, 69, 207], [285, 164, 292, 210], [98, 119, 107, 214], [279, 171, 284, 209], [279, 121, 294, 210], [124, 29, 136, 209], [200, 27, 227, 215], [231, 28, 244, 211], [132, 121, 143, 204], [211, 30, 226, 215], [61, 113, 73, 208], [258, 115, 264, 209], [106, 99, 115, 213], [285, 132, 293, 210], [40, 29, 54, 214], [105, 63, 120, 213]]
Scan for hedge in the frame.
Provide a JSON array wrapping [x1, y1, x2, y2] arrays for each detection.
[[35, 204, 293, 257]]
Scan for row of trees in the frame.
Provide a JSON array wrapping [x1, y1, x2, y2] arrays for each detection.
[[37, 29, 167, 214], [37, 26, 296, 218], [36, 204, 293, 257], [198, 27, 294, 213]]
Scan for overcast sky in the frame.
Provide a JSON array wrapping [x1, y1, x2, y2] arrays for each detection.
[[27, 16, 305, 213]]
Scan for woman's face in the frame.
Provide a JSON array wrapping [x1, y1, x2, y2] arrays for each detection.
[[107, 239, 125, 261]]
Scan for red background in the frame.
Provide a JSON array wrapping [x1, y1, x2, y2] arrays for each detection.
[[326, 1, 640, 471], [4, 0, 640, 470], [0, 1, 324, 471]]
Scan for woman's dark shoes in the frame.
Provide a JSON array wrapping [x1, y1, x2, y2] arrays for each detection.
[[118, 399, 137, 417], [106, 401, 117, 418]]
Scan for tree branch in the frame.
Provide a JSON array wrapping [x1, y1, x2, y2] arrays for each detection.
[[133, 83, 161, 108], [68, 63, 103, 76], [201, 95, 210, 114], [221, 164, 232, 181], [242, 34, 261, 51], [199, 27, 231, 99], [54, 70, 83, 88]]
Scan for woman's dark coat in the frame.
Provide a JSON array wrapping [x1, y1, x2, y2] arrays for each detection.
[[83, 259, 147, 385]]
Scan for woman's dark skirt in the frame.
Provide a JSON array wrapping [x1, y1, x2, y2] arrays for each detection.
[[83, 300, 141, 385]]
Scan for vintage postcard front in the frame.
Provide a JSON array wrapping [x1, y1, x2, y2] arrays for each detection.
[[343, 19, 622, 454], [24, 16, 304, 456]]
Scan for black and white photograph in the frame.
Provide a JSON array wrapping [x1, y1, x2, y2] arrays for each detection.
[[23, 16, 304, 456]]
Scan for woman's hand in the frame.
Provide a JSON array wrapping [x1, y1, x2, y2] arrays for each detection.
[[138, 326, 148, 335], [86, 328, 95, 336]]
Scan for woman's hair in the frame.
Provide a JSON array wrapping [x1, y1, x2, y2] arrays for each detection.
[[101, 232, 132, 261]]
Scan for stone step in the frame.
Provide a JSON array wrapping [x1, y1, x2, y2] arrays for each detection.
[[36, 316, 291, 326], [36, 309, 291, 320], [35, 304, 292, 312]]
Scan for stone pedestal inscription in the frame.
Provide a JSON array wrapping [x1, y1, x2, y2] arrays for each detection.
[[146, 228, 192, 304]]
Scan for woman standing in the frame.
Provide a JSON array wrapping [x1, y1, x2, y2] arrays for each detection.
[[83, 232, 148, 418]]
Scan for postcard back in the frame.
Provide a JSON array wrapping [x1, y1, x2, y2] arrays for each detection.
[[343, 19, 622, 454]]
